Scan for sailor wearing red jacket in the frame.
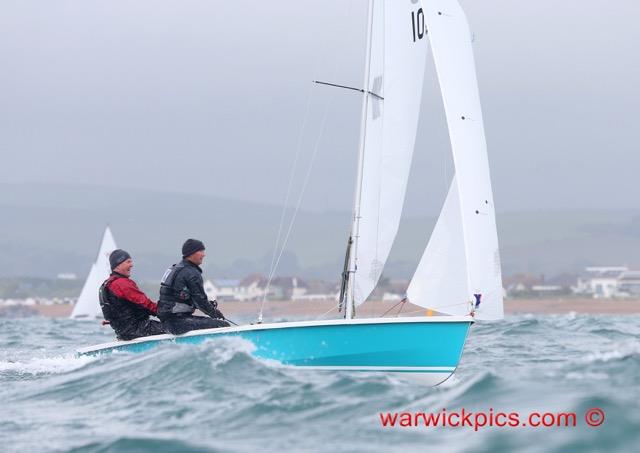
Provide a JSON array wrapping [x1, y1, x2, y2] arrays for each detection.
[[99, 249, 165, 341]]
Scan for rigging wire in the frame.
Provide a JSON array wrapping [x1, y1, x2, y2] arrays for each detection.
[[265, 85, 316, 278], [315, 303, 341, 320], [379, 298, 407, 318], [256, 0, 358, 323], [262, 83, 315, 303], [379, 300, 473, 318], [257, 91, 335, 323]]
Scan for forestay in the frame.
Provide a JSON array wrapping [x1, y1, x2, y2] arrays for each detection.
[[351, 0, 428, 306], [408, 0, 503, 320]]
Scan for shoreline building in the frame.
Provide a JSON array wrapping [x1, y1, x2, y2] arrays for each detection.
[[573, 266, 640, 298]]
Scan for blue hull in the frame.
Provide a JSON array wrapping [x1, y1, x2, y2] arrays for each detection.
[[77, 317, 472, 383]]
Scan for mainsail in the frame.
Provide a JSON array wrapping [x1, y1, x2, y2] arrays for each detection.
[[407, 0, 503, 320], [70, 226, 117, 319], [348, 0, 428, 308]]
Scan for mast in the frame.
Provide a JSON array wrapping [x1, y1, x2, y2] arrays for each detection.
[[342, 0, 377, 319]]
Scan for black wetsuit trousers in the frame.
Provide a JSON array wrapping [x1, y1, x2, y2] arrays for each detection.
[[116, 319, 165, 341], [161, 314, 230, 335]]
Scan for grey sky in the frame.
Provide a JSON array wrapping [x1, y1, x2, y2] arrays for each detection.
[[1, 0, 638, 216]]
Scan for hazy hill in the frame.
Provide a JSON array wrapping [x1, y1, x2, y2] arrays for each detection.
[[0, 182, 639, 281]]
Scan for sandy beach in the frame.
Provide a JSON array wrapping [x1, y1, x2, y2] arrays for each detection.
[[28, 297, 640, 319]]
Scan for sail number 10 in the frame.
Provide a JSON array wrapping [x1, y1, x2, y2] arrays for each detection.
[[411, 8, 426, 42]]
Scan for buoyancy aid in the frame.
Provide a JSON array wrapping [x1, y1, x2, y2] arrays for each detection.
[[99, 275, 151, 329], [158, 262, 195, 317]]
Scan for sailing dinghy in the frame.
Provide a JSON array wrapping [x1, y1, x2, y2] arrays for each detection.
[[70, 226, 117, 319], [77, 0, 503, 386]]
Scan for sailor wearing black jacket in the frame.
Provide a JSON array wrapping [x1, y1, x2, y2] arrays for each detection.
[[158, 239, 230, 335]]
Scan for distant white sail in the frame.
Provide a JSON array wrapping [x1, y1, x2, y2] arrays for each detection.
[[414, 0, 503, 319], [351, 0, 428, 306], [407, 176, 470, 315], [71, 263, 102, 319], [70, 226, 117, 319]]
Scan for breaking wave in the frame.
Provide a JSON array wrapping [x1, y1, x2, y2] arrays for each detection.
[[1, 315, 638, 452]]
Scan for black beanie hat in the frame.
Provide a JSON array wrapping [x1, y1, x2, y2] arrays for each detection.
[[182, 239, 205, 258], [109, 249, 131, 271]]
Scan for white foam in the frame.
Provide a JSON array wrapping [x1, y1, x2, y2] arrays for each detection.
[[566, 371, 608, 380], [0, 353, 95, 375], [580, 341, 640, 364], [197, 336, 256, 367]]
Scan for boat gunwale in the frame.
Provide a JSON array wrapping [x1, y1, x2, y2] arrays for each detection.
[[76, 315, 474, 355]]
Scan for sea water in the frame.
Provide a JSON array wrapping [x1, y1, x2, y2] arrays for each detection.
[[1, 314, 638, 452]]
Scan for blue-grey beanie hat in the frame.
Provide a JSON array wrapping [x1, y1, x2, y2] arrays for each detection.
[[182, 239, 205, 258], [109, 249, 131, 271]]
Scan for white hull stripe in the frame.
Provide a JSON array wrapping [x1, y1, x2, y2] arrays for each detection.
[[284, 366, 456, 372]]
